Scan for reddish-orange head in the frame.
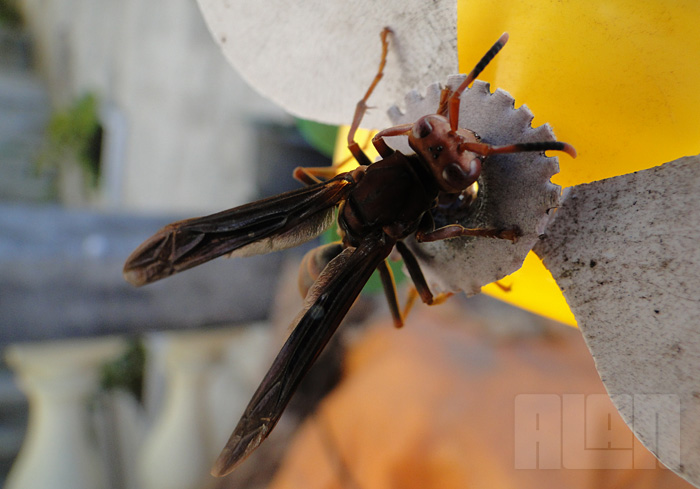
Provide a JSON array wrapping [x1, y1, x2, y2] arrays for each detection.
[[407, 114, 482, 193]]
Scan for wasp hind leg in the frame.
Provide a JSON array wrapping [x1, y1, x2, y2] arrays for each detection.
[[377, 260, 404, 328], [394, 241, 453, 317]]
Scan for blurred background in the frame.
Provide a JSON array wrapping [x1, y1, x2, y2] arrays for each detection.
[[0, 0, 333, 487], [0, 1, 694, 488]]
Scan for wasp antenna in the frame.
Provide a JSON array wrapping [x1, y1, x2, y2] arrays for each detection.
[[459, 140, 577, 158], [462, 32, 509, 90], [560, 142, 577, 158], [520, 141, 577, 159], [448, 32, 509, 131]]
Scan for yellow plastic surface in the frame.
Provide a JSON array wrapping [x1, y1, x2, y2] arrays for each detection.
[[458, 0, 700, 326]]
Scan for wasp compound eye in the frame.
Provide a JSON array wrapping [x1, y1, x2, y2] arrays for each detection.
[[412, 117, 433, 139], [442, 162, 470, 188]]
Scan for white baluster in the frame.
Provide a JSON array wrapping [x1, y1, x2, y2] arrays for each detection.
[[4, 337, 125, 489], [207, 323, 272, 452], [138, 329, 235, 489]]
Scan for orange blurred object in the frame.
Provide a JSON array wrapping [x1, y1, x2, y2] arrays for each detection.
[[267, 303, 693, 489]]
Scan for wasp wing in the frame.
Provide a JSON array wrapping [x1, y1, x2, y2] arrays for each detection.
[[123, 175, 354, 286], [211, 235, 393, 477]]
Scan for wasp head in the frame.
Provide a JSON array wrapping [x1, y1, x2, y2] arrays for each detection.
[[407, 114, 482, 194]]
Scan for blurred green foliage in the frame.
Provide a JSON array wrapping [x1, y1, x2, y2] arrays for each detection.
[[100, 339, 146, 402], [295, 118, 338, 159], [0, 0, 22, 27], [41, 93, 103, 188]]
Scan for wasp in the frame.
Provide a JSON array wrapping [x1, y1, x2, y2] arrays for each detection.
[[123, 28, 575, 476]]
